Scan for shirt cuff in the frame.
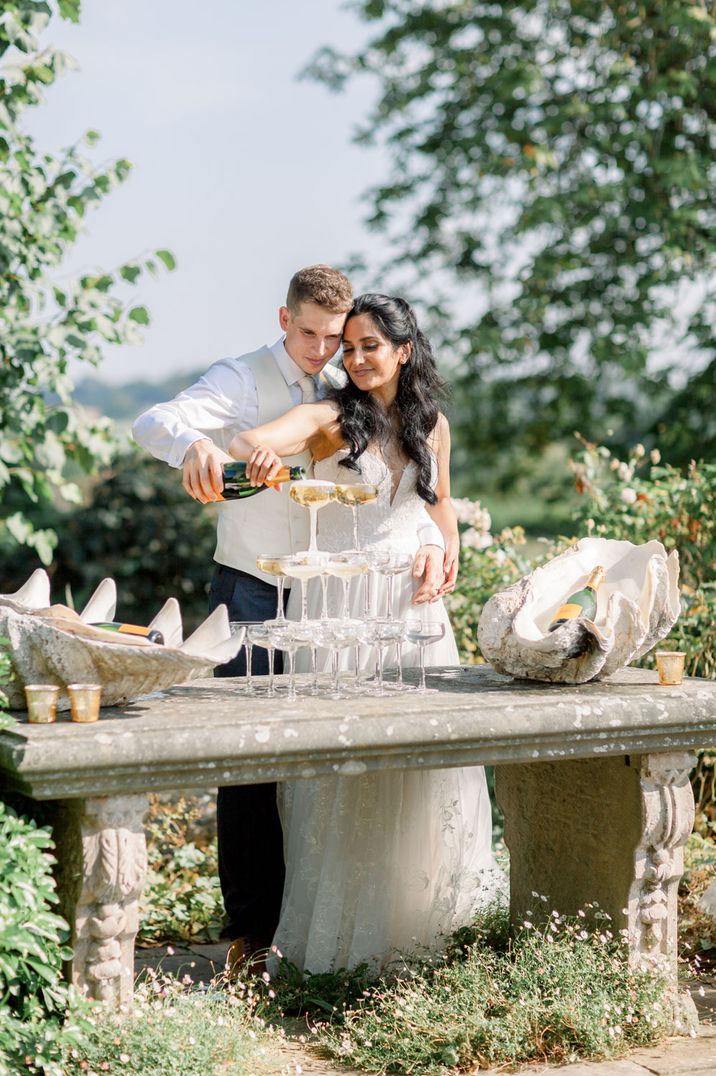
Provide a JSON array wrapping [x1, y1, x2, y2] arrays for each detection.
[[417, 523, 445, 551], [168, 430, 211, 469]]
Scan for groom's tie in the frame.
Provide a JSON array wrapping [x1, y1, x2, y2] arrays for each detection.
[[298, 374, 317, 403]]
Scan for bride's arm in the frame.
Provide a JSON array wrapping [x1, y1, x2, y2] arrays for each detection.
[[228, 401, 341, 485], [425, 413, 460, 595]]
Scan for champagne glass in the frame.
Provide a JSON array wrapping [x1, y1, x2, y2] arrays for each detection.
[[388, 619, 410, 691], [363, 618, 406, 696], [315, 618, 363, 699], [228, 621, 259, 694], [377, 553, 413, 619], [280, 552, 328, 624], [266, 622, 304, 702], [289, 619, 322, 694], [245, 623, 277, 697], [362, 549, 391, 620], [256, 554, 288, 624], [405, 619, 446, 694], [289, 480, 336, 553], [326, 551, 370, 619], [334, 483, 379, 550]]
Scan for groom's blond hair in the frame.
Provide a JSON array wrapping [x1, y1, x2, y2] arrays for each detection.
[[286, 265, 353, 314]]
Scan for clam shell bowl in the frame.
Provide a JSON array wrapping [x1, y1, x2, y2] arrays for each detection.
[[477, 537, 680, 684], [0, 570, 243, 711]]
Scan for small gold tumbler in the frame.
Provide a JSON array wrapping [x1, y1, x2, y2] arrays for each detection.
[[655, 651, 686, 686], [25, 684, 59, 723], [67, 683, 102, 723]]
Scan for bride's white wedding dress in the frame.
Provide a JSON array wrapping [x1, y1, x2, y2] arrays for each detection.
[[272, 449, 503, 974]]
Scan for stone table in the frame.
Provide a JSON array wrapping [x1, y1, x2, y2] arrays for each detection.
[[1, 664, 716, 1023]]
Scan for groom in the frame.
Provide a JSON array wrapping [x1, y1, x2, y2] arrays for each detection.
[[132, 264, 448, 969]]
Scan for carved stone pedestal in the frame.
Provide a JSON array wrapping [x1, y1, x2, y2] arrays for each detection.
[[48, 794, 149, 1007], [495, 751, 698, 1033]]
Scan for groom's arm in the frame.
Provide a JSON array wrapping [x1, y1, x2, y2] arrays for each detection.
[[132, 359, 255, 502]]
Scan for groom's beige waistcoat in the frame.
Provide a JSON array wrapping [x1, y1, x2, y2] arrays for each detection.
[[211, 347, 312, 584]]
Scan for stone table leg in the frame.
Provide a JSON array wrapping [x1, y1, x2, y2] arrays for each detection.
[[48, 793, 149, 1008], [495, 751, 698, 1034]]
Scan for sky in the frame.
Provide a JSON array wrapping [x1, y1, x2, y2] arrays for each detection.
[[26, 0, 387, 385]]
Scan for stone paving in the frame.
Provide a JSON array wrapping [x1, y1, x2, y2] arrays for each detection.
[[135, 944, 716, 1075]]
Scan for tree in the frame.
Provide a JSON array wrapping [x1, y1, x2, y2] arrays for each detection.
[[0, 0, 175, 564], [308, 1, 716, 486]]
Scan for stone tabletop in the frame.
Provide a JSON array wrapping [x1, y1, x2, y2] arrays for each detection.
[[1, 665, 716, 800]]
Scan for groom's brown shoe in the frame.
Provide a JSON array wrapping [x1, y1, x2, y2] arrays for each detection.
[[225, 935, 268, 978]]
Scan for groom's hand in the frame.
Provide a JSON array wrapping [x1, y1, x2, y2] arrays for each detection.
[[182, 439, 231, 503], [412, 545, 445, 604]]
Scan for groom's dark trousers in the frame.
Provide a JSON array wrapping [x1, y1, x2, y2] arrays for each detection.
[[209, 563, 287, 944]]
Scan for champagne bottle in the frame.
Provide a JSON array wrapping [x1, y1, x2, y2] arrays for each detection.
[[219, 462, 306, 500], [89, 621, 165, 645], [548, 566, 606, 632]]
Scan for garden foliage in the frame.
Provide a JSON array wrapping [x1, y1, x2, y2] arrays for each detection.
[[62, 969, 272, 1076], [0, 802, 88, 1076], [449, 439, 715, 681], [139, 795, 224, 946], [570, 436, 716, 680], [308, 1, 716, 479], [0, 0, 174, 565], [268, 905, 669, 1074]]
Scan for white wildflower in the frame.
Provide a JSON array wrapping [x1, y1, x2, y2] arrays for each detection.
[[650, 448, 661, 464], [633, 443, 645, 458], [617, 462, 632, 481], [452, 496, 492, 532], [493, 548, 507, 565], [620, 488, 637, 505], [461, 527, 492, 550]]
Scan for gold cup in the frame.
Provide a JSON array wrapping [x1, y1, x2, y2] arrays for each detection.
[[24, 684, 60, 724], [67, 683, 102, 723], [655, 651, 686, 686]]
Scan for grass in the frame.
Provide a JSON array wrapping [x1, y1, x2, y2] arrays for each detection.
[[62, 969, 276, 1076], [260, 904, 670, 1074]]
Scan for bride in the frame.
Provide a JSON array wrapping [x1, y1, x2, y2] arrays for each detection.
[[229, 293, 502, 974]]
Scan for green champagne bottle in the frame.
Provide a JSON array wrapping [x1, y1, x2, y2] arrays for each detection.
[[219, 462, 305, 500], [90, 622, 165, 645], [548, 566, 606, 632]]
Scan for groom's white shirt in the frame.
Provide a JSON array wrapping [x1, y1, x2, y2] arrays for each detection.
[[132, 337, 445, 562], [132, 337, 308, 469]]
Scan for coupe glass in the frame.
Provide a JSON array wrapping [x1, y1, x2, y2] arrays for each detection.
[[334, 483, 379, 550], [326, 551, 370, 619], [228, 621, 259, 694], [362, 548, 391, 619], [363, 618, 407, 696], [376, 552, 413, 619], [266, 621, 305, 702], [256, 554, 288, 624], [289, 619, 322, 694], [245, 623, 277, 697], [314, 618, 363, 698], [289, 480, 336, 553], [279, 551, 328, 623], [405, 619, 446, 694]]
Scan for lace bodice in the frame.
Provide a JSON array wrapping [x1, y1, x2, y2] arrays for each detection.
[[314, 448, 436, 553]]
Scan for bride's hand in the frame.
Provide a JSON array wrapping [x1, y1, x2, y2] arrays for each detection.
[[246, 445, 283, 488], [436, 538, 459, 597], [412, 545, 445, 604]]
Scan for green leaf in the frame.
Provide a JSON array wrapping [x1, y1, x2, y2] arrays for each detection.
[[58, 0, 81, 23], [120, 263, 142, 284], [128, 305, 150, 326], [155, 248, 176, 271]]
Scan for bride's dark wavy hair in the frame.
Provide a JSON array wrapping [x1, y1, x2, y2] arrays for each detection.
[[329, 293, 447, 504]]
